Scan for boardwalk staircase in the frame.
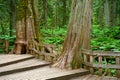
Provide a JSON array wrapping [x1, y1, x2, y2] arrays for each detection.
[[0, 54, 89, 80]]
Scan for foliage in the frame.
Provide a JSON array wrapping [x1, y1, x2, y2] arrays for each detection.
[[91, 25, 120, 76], [39, 0, 71, 28], [91, 25, 120, 51], [0, 24, 16, 53], [41, 27, 67, 45], [40, 25, 120, 52]]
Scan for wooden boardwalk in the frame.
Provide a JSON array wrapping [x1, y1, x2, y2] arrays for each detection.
[[0, 54, 119, 80], [70, 74, 119, 80], [0, 54, 89, 80]]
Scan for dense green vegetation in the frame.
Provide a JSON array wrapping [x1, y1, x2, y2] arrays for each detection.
[[40, 25, 120, 52], [0, 24, 120, 53], [91, 25, 120, 51]]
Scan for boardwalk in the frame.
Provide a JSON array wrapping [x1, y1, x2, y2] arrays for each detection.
[[70, 74, 119, 80], [0, 54, 119, 80], [0, 54, 88, 80]]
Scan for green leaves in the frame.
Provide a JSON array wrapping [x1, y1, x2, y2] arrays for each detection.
[[41, 28, 66, 45], [91, 25, 120, 51]]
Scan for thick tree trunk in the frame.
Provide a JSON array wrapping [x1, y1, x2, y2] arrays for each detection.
[[53, 0, 92, 69], [11, 0, 42, 54]]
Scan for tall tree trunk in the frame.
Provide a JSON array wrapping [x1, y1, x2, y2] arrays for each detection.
[[110, 0, 117, 26], [42, 0, 48, 29], [104, 0, 111, 27], [53, 0, 92, 69], [99, 0, 104, 29], [116, 0, 120, 25], [54, 0, 58, 28], [62, 0, 66, 26], [12, 0, 42, 54], [32, 0, 42, 44], [9, 0, 16, 36]]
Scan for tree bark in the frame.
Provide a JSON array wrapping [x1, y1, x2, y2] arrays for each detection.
[[9, 0, 16, 36], [11, 0, 42, 54], [53, 0, 92, 69], [54, 0, 58, 28], [62, 0, 66, 26], [42, 0, 48, 29], [110, 0, 117, 26], [98, 0, 104, 29], [104, 0, 111, 27]]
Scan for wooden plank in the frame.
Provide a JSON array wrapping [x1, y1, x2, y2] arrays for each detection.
[[102, 76, 118, 80], [109, 77, 118, 80], [93, 52, 120, 57], [30, 48, 56, 57], [70, 75, 89, 80], [40, 68, 89, 80], [0, 67, 89, 80], [98, 56, 102, 76], [93, 64, 120, 69], [79, 74, 92, 80], [0, 54, 34, 67], [82, 49, 91, 55], [101, 76, 111, 80], [70, 75, 118, 80], [116, 57, 120, 78], [95, 76, 102, 80], [82, 49, 120, 57], [70, 74, 91, 80], [0, 59, 49, 76], [83, 54, 88, 69], [96, 64, 120, 69], [83, 62, 120, 69], [90, 55, 94, 74], [88, 75, 98, 80]]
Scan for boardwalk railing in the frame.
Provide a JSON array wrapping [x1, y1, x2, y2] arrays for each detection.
[[82, 49, 120, 78], [28, 40, 57, 63]]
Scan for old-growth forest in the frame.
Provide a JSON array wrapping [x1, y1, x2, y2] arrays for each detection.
[[0, 0, 120, 77]]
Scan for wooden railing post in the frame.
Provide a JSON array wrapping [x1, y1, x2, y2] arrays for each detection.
[[90, 55, 94, 74], [98, 56, 102, 76], [116, 56, 120, 78], [83, 54, 87, 69]]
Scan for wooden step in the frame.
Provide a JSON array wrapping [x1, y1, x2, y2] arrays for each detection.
[[88, 75, 98, 80], [0, 59, 50, 76], [42, 68, 89, 80], [0, 66, 89, 80], [70, 74, 92, 80], [70, 74, 118, 80], [0, 54, 34, 67]]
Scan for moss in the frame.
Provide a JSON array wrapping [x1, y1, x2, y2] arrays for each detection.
[[17, 0, 31, 21]]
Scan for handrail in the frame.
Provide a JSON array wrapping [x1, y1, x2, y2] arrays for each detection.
[[29, 48, 57, 63], [82, 49, 120, 56], [82, 49, 120, 78], [28, 40, 57, 63]]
